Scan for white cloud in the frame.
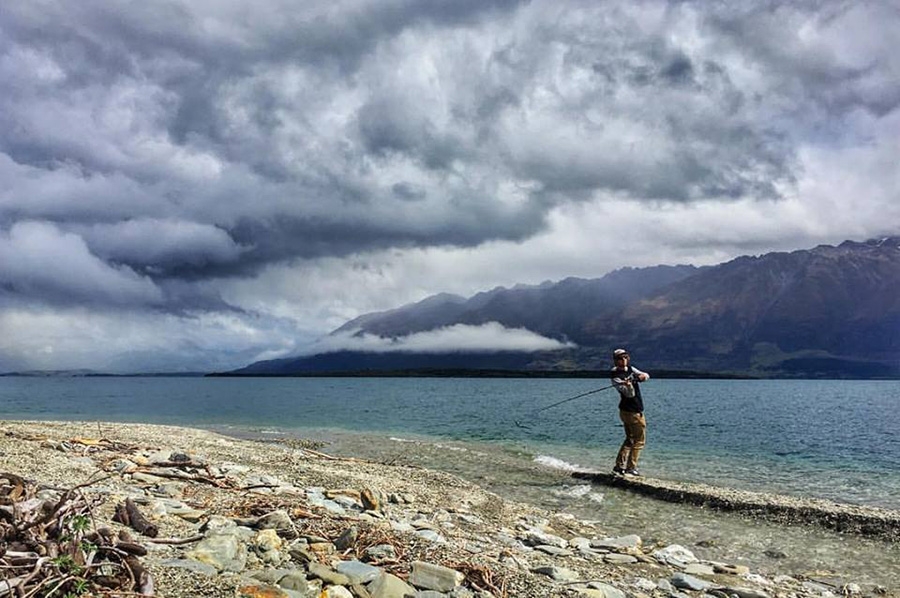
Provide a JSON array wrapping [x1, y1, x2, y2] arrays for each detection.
[[311, 322, 575, 354], [0, 222, 164, 307]]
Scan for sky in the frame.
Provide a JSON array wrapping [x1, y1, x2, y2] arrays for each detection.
[[1, 0, 898, 373]]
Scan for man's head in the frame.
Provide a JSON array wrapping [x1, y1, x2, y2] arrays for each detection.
[[613, 348, 629, 364]]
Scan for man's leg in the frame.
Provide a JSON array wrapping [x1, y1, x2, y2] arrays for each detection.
[[622, 412, 646, 470], [615, 410, 633, 470]]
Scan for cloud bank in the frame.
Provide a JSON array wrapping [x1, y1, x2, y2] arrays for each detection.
[[1, 1, 898, 371], [315, 322, 576, 354]]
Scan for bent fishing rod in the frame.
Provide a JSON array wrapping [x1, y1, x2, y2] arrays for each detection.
[[514, 383, 618, 429]]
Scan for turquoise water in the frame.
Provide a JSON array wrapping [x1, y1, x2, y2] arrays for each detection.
[[1, 376, 897, 509]]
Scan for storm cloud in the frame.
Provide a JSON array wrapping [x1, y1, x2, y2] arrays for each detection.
[[1, 1, 898, 371]]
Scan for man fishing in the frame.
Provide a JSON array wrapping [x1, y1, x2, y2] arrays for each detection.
[[610, 348, 650, 476]]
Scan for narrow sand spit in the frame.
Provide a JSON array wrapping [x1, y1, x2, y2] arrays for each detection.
[[571, 471, 900, 542]]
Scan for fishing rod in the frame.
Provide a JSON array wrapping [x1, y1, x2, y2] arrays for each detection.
[[514, 383, 618, 429]]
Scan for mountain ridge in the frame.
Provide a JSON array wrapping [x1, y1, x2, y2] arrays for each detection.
[[227, 236, 900, 378]]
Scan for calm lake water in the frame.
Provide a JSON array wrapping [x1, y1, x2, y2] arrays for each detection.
[[2, 376, 897, 508], [2, 376, 899, 588]]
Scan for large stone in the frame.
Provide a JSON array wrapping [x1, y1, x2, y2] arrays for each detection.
[[307, 562, 351, 586], [184, 532, 247, 572], [254, 528, 284, 552], [671, 573, 714, 592], [277, 571, 308, 593], [523, 529, 568, 548], [361, 488, 382, 511], [367, 572, 415, 598], [652, 545, 698, 568], [683, 563, 716, 577], [336, 560, 382, 585], [363, 544, 397, 562], [531, 566, 580, 582], [256, 510, 293, 531], [590, 535, 642, 552], [408, 561, 464, 592], [321, 587, 354, 598], [334, 526, 358, 551]]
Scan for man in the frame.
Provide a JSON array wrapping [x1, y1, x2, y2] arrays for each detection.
[[610, 348, 650, 476]]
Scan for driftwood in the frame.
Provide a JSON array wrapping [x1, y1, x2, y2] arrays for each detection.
[[0, 472, 154, 597], [112, 497, 159, 538]]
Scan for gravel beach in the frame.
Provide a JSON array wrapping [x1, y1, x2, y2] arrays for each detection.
[[1, 420, 896, 598]]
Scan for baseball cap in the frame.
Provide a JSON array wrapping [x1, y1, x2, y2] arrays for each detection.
[[613, 349, 629, 358]]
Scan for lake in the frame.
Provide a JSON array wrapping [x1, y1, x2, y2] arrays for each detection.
[[1, 376, 897, 508]]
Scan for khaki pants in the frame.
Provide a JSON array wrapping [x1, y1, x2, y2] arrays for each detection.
[[616, 410, 646, 470]]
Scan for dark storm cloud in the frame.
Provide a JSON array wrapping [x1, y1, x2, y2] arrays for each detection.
[[0, 0, 897, 316]]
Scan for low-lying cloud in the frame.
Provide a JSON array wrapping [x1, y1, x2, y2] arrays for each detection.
[[313, 322, 576, 355]]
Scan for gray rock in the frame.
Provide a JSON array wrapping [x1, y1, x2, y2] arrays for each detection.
[[590, 534, 642, 551], [368, 572, 416, 598], [184, 531, 248, 572], [657, 579, 675, 592], [256, 510, 293, 531], [277, 571, 309, 593], [727, 587, 772, 598], [672, 573, 714, 592], [531, 565, 580, 582], [523, 529, 568, 548], [336, 560, 383, 584], [307, 562, 351, 586], [408, 561, 464, 592], [683, 563, 716, 577], [652, 544, 699, 568], [334, 526, 358, 551], [364, 543, 397, 562], [321, 587, 354, 598], [569, 537, 592, 550]]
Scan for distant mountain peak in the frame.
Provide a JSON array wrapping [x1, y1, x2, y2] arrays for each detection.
[[234, 236, 900, 378]]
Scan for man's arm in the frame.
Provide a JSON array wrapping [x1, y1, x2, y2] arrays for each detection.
[[631, 366, 650, 382]]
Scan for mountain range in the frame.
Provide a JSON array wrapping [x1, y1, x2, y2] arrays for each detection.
[[227, 236, 900, 378]]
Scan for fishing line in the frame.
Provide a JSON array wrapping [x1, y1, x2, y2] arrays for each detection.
[[514, 383, 617, 429]]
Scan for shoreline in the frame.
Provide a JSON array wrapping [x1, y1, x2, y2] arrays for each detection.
[[2, 420, 897, 597], [571, 471, 900, 543]]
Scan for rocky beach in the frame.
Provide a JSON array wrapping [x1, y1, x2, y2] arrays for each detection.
[[1, 420, 897, 598]]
